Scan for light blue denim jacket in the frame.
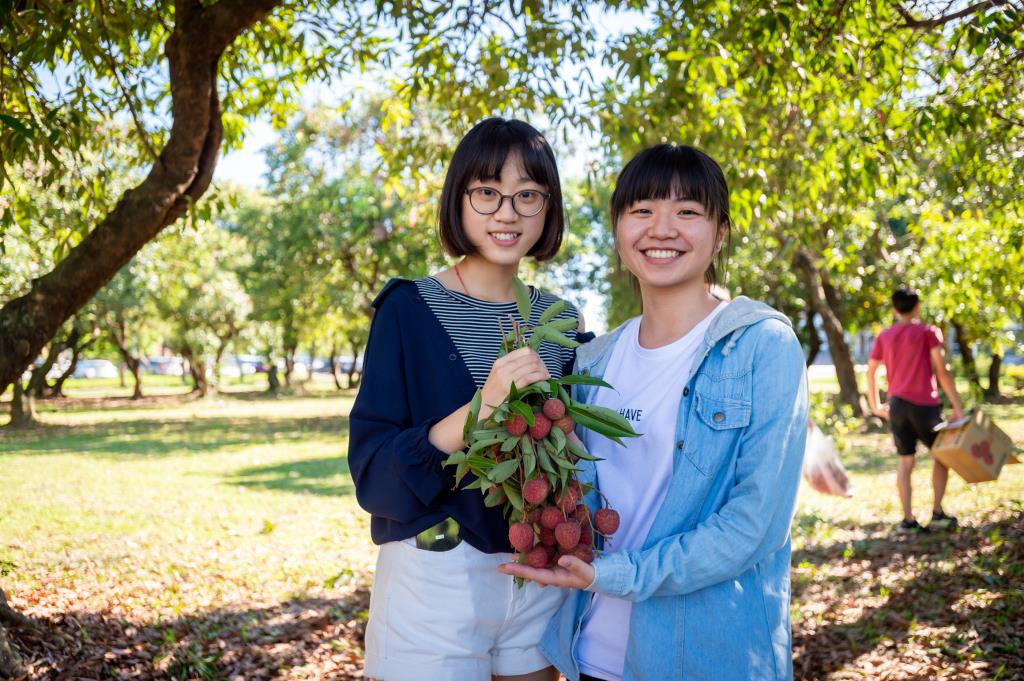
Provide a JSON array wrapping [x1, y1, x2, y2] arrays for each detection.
[[540, 296, 809, 681]]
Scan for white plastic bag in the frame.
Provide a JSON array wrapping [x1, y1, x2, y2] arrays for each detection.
[[802, 421, 853, 497]]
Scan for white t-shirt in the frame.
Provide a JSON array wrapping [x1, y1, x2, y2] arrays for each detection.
[[576, 303, 726, 681]]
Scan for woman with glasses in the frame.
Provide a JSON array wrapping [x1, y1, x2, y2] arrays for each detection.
[[348, 118, 584, 681]]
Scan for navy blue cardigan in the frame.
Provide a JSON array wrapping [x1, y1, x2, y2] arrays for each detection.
[[348, 278, 582, 554]]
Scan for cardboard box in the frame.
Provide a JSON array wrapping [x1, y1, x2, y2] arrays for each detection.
[[930, 410, 1015, 483]]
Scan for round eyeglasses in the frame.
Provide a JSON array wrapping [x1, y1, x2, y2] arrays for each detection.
[[465, 187, 550, 218]]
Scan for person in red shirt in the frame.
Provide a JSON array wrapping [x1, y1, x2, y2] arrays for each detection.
[[867, 288, 964, 534]]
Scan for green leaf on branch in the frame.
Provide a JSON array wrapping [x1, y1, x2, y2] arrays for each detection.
[[536, 327, 579, 349], [513, 276, 532, 322], [523, 451, 536, 479], [464, 388, 482, 441], [501, 435, 521, 452], [536, 442, 556, 473], [568, 438, 602, 461], [559, 374, 615, 389], [549, 425, 567, 452], [538, 299, 566, 324], [468, 437, 505, 455], [544, 317, 578, 334], [484, 486, 508, 507], [489, 458, 520, 484], [569, 403, 639, 439], [509, 400, 535, 425], [503, 482, 524, 511]]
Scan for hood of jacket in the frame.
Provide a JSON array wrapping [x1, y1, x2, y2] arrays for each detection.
[[577, 295, 793, 369]]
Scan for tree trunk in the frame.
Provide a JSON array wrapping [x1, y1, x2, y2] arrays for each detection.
[[26, 363, 50, 400], [126, 356, 144, 400], [180, 347, 210, 397], [795, 250, 864, 416], [985, 352, 1002, 399], [0, 586, 40, 678], [8, 380, 36, 428], [0, 621, 26, 679], [267, 364, 281, 393], [805, 307, 821, 367], [214, 343, 227, 388], [328, 343, 343, 390], [347, 341, 362, 389], [50, 332, 94, 398], [951, 322, 982, 391], [283, 344, 297, 388], [0, 0, 284, 395]]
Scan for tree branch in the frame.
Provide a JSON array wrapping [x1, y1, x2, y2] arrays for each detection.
[[892, 0, 1012, 29]]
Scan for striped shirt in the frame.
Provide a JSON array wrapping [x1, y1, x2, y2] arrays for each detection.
[[415, 276, 579, 387]]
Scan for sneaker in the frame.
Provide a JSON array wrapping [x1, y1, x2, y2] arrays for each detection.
[[895, 519, 929, 534], [928, 511, 958, 531]]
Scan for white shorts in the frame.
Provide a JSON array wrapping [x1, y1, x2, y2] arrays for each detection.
[[364, 537, 567, 681]]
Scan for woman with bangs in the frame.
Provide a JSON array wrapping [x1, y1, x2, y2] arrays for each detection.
[[501, 145, 809, 681], [348, 118, 584, 681]]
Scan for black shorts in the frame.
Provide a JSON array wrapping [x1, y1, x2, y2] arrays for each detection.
[[889, 396, 943, 456]]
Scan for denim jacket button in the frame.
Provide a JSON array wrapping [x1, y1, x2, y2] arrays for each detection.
[[676, 440, 684, 450], [581, 368, 589, 376], [682, 387, 689, 397], [713, 412, 725, 422]]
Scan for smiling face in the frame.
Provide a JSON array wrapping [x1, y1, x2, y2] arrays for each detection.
[[610, 145, 732, 293], [616, 197, 725, 291], [461, 153, 548, 267]]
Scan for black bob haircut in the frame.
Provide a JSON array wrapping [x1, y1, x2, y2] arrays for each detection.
[[610, 144, 731, 286], [438, 118, 564, 262], [892, 288, 920, 314]]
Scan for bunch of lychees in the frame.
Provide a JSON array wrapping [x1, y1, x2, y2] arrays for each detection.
[[444, 279, 637, 574]]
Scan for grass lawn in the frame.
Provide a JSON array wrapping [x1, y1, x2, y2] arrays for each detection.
[[1, 380, 1022, 679]]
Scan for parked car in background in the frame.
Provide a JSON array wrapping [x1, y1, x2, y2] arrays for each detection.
[[337, 356, 363, 374], [143, 356, 185, 376], [73, 359, 119, 379], [219, 355, 262, 378]]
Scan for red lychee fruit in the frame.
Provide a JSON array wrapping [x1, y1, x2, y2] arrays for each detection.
[[508, 522, 535, 553], [555, 520, 582, 550], [557, 489, 578, 513], [573, 503, 590, 524], [523, 546, 549, 569], [570, 543, 595, 563], [506, 414, 528, 436], [580, 522, 594, 547], [526, 508, 543, 524], [522, 476, 552, 505], [542, 398, 567, 420], [594, 508, 620, 535], [540, 505, 564, 530], [529, 413, 552, 440], [554, 415, 575, 434], [539, 527, 557, 546]]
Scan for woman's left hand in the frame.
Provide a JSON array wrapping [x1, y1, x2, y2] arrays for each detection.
[[498, 555, 595, 589]]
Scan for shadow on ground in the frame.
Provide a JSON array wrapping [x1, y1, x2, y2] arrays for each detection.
[[792, 505, 1024, 680], [9, 587, 371, 680], [227, 457, 354, 497], [0, 414, 349, 459]]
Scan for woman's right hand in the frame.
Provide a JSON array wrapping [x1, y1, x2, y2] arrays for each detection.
[[480, 347, 550, 413]]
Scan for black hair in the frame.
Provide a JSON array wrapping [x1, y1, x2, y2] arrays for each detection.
[[892, 288, 920, 314], [610, 144, 731, 286], [437, 118, 564, 261]]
